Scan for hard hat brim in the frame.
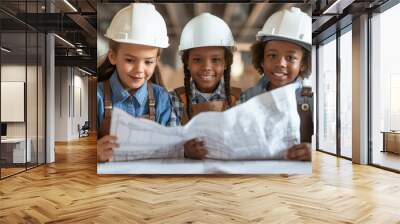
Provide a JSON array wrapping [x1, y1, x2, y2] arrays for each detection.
[[104, 35, 169, 49], [257, 35, 311, 52], [178, 44, 236, 53]]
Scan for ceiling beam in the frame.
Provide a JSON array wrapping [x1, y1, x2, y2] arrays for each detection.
[[322, 0, 355, 14], [55, 55, 96, 70], [312, 15, 334, 33], [238, 3, 268, 40], [165, 3, 189, 46], [86, 0, 96, 12], [53, 0, 77, 13], [67, 14, 97, 41], [194, 3, 210, 15], [223, 4, 236, 24], [165, 4, 189, 39]]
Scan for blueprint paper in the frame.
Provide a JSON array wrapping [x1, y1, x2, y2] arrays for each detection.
[[109, 83, 300, 162]]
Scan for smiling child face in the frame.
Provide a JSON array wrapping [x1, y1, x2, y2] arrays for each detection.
[[108, 43, 159, 92], [262, 40, 306, 90], [187, 46, 226, 93]]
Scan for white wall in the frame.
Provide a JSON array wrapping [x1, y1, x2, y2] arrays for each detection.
[[1, 64, 46, 164], [54, 67, 89, 141], [1, 65, 30, 138], [71, 71, 89, 138], [1, 65, 26, 81], [55, 66, 69, 141]]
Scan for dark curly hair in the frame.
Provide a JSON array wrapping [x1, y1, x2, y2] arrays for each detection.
[[181, 47, 233, 119], [97, 40, 164, 86], [250, 40, 311, 78]]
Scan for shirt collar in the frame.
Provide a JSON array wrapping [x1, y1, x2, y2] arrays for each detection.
[[259, 74, 302, 90], [133, 81, 148, 106], [258, 74, 269, 88], [191, 79, 225, 101], [109, 71, 148, 106]]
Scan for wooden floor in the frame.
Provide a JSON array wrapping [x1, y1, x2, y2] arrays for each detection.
[[1, 163, 45, 178], [372, 150, 400, 171], [1, 135, 400, 223], [1, 167, 26, 178]]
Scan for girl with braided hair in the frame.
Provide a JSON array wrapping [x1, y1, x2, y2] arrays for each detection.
[[169, 13, 241, 159]]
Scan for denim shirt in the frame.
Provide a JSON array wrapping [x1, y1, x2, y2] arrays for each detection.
[[97, 71, 172, 127], [238, 74, 314, 116]]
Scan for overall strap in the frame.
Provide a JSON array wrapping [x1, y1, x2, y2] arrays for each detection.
[[174, 87, 187, 105], [229, 87, 242, 106], [147, 82, 156, 121], [301, 86, 313, 98], [175, 87, 190, 124], [103, 80, 112, 120], [298, 86, 314, 143], [98, 80, 112, 139]]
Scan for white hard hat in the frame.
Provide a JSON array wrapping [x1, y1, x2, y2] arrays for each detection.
[[179, 13, 235, 51], [105, 3, 169, 48], [256, 7, 311, 51]]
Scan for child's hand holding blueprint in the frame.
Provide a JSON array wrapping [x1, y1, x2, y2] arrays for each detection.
[[110, 83, 300, 161]]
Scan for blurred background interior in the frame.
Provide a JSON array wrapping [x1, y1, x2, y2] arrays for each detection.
[[97, 3, 311, 91]]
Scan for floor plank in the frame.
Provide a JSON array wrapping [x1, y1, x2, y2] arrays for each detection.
[[0, 135, 399, 223], [372, 150, 400, 171]]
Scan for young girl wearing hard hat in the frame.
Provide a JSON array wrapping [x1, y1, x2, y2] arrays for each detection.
[[168, 12, 241, 159], [97, 3, 173, 162], [239, 7, 313, 161]]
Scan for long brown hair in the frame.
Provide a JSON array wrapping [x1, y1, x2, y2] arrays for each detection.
[[97, 40, 164, 86], [181, 47, 233, 119]]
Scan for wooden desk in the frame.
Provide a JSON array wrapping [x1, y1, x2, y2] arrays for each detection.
[[382, 131, 400, 154]]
